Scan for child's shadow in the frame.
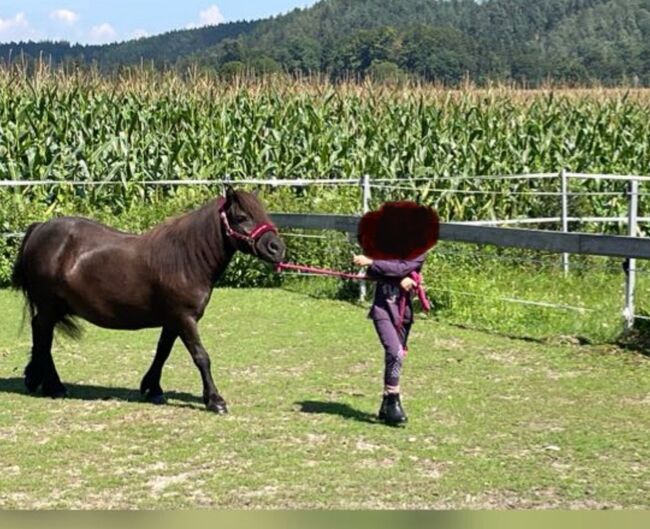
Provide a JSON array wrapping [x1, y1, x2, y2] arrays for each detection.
[[296, 400, 379, 425]]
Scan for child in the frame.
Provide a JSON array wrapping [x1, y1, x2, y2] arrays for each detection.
[[353, 252, 428, 426]]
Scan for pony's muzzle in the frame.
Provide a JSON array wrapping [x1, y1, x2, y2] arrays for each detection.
[[268, 239, 283, 257], [258, 233, 286, 263]]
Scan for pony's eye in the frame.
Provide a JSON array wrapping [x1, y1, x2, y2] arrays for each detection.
[[234, 215, 247, 223]]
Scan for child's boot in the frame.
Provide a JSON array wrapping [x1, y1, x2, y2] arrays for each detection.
[[378, 393, 408, 425]]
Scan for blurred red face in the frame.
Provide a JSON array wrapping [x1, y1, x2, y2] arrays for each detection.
[[358, 201, 439, 260]]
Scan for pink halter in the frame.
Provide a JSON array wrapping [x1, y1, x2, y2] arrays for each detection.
[[217, 197, 277, 246]]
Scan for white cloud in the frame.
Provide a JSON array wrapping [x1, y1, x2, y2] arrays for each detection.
[[131, 29, 149, 40], [0, 12, 39, 42], [89, 23, 117, 44], [0, 12, 27, 33], [199, 5, 225, 25], [50, 9, 79, 25], [186, 4, 225, 29]]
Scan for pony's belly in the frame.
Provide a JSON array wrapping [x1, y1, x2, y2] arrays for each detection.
[[60, 283, 161, 329], [68, 302, 163, 330], [59, 256, 164, 329]]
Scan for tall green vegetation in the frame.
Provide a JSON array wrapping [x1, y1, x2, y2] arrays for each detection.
[[2, 66, 650, 207], [2, 68, 650, 340]]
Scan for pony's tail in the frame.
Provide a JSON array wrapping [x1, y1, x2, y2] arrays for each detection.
[[11, 222, 82, 339], [10, 223, 82, 339], [55, 316, 83, 340], [11, 223, 41, 323]]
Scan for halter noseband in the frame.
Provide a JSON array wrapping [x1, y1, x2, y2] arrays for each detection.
[[217, 197, 277, 246]]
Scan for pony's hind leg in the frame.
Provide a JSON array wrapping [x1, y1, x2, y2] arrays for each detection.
[[25, 313, 66, 398], [24, 339, 45, 394], [178, 318, 227, 414], [140, 327, 177, 405]]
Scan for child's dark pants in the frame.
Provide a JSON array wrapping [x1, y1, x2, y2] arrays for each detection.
[[372, 319, 411, 387]]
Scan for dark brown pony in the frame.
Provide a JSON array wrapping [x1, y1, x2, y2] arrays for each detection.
[[11, 187, 286, 414]]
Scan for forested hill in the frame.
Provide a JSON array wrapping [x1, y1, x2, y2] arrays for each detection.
[[0, 20, 259, 69], [2, 0, 650, 85]]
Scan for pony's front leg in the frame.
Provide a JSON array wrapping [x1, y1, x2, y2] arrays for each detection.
[[140, 327, 177, 405], [179, 319, 227, 414]]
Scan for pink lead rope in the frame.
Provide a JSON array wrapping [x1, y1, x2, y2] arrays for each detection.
[[275, 262, 367, 281], [275, 263, 431, 333]]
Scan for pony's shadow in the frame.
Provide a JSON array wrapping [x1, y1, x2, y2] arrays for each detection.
[[0, 377, 204, 410], [296, 400, 379, 425]]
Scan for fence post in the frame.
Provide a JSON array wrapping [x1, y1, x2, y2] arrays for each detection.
[[359, 174, 371, 302], [624, 178, 639, 332], [561, 168, 569, 276]]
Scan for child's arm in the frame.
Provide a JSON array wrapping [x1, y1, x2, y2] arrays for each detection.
[[366, 253, 427, 279]]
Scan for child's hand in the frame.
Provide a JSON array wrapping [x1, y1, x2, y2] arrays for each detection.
[[400, 277, 417, 291], [353, 255, 374, 267]]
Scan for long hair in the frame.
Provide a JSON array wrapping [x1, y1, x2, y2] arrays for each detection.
[[142, 191, 270, 285], [12, 222, 82, 338], [143, 199, 228, 285]]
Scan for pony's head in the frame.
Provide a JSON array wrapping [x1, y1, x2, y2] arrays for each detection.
[[220, 187, 286, 264]]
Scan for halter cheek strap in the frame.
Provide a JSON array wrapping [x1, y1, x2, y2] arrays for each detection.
[[249, 223, 277, 240], [217, 197, 278, 246]]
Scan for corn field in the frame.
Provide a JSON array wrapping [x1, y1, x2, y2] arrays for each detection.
[[3, 67, 650, 242], [2, 68, 650, 217], [2, 67, 650, 341]]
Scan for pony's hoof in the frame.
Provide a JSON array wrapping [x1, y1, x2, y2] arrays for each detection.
[[24, 363, 44, 393], [24, 376, 41, 394], [147, 393, 167, 405], [43, 385, 68, 399], [206, 399, 228, 414]]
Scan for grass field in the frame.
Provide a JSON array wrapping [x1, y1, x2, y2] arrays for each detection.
[[0, 288, 648, 509]]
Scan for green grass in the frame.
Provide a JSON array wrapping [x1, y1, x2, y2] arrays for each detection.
[[283, 243, 650, 344], [423, 247, 634, 343], [0, 288, 648, 509]]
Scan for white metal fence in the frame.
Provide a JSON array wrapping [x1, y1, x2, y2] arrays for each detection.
[[1, 171, 648, 330]]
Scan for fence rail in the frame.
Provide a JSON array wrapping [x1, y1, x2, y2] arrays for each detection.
[[2, 171, 649, 329], [0, 178, 361, 187], [270, 214, 650, 261]]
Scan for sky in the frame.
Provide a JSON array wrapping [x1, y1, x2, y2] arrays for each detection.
[[0, 1, 319, 45]]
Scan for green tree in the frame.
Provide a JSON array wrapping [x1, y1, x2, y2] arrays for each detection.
[[219, 61, 247, 78], [367, 60, 404, 82]]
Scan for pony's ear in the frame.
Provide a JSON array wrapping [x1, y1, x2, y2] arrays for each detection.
[[225, 185, 237, 203], [252, 188, 260, 197]]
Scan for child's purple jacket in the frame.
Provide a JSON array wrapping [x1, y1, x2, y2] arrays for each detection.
[[365, 253, 427, 324]]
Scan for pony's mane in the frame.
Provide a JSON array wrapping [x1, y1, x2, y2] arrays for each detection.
[[143, 198, 229, 285], [141, 191, 271, 285]]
